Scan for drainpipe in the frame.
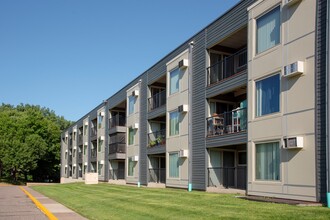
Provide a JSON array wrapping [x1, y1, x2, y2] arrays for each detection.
[[138, 78, 142, 188], [188, 41, 194, 192], [326, 0, 330, 208]]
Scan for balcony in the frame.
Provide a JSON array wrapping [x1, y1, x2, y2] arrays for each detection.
[[90, 127, 97, 140], [207, 48, 247, 86], [109, 114, 126, 128], [207, 166, 246, 190], [78, 135, 83, 145], [148, 130, 166, 147], [109, 143, 126, 154], [206, 108, 247, 137], [149, 168, 165, 183], [148, 90, 166, 111], [109, 169, 125, 180], [91, 149, 97, 161], [78, 152, 82, 163]]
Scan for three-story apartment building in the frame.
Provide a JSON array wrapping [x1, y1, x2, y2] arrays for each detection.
[[61, 0, 330, 203]]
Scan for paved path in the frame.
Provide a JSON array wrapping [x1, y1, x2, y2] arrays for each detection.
[[0, 186, 48, 220], [0, 185, 87, 220]]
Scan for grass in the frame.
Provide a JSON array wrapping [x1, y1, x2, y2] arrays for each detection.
[[32, 183, 330, 220]]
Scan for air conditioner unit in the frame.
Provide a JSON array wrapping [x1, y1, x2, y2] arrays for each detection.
[[73, 128, 77, 132], [73, 146, 77, 150], [178, 59, 188, 69], [132, 156, 139, 162], [100, 136, 105, 141], [100, 112, 105, 117], [84, 142, 88, 146], [73, 164, 76, 167], [284, 136, 303, 149], [65, 149, 68, 153], [65, 134, 68, 137], [283, 61, 304, 77], [132, 123, 139, 129], [285, 0, 301, 7], [65, 165, 68, 168], [84, 121, 88, 126], [178, 104, 188, 113], [179, 149, 188, 158], [100, 160, 104, 165], [84, 162, 88, 165], [132, 90, 139, 97]]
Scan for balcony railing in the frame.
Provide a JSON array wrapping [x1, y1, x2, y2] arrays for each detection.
[[148, 90, 166, 111], [148, 129, 166, 147], [79, 170, 83, 178], [109, 114, 126, 128], [91, 149, 97, 160], [109, 169, 125, 180], [207, 48, 247, 86], [149, 168, 165, 183], [109, 143, 126, 154], [90, 127, 97, 139], [78, 135, 83, 145], [207, 166, 246, 190], [206, 108, 247, 137]]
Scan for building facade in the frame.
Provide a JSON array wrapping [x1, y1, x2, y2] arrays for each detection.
[[61, 0, 330, 203]]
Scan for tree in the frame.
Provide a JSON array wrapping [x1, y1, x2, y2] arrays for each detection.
[[0, 103, 72, 182]]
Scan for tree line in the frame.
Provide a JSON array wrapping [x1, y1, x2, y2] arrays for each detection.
[[0, 103, 72, 183]]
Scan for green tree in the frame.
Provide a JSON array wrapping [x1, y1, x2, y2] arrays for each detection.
[[0, 103, 72, 182]]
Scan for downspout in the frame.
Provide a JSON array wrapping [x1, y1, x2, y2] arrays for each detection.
[[326, 0, 330, 208], [188, 41, 194, 191], [138, 78, 142, 187]]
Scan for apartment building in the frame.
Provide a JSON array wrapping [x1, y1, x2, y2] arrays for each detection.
[[61, 0, 330, 203]]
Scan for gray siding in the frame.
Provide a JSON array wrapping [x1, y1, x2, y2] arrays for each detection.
[[147, 105, 166, 120], [191, 30, 207, 190], [139, 75, 148, 185], [147, 145, 166, 155], [315, 0, 328, 203]]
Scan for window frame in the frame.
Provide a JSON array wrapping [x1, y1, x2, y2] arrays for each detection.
[[128, 127, 134, 145], [169, 152, 180, 178], [255, 141, 281, 181], [169, 67, 180, 95], [169, 111, 180, 136], [128, 157, 135, 176], [255, 73, 281, 117], [255, 5, 281, 55], [128, 95, 135, 115]]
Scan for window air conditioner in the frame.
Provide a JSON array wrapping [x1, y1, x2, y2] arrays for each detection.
[[84, 162, 88, 165], [132, 156, 139, 162], [285, 0, 301, 7], [84, 121, 88, 126], [132, 123, 139, 129], [283, 61, 304, 77], [179, 149, 188, 158], [132, 90, 139, 97], [178, 104, 188, 113], [284, 136, 303, 149], [100, 160, 104, 165], [84, 142, 88, 146], [100, 136, 105, 141], [100, 112, 105, 117], [178, 59, 188, 69]]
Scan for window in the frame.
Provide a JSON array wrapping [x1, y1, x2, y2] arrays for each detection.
[[98, 137, 103, 152], [128, 128, 134, 145], [170, 68, 180, 95], [84, 165, 87, 174], [169, 152, 179, 178], [98, 115, 103, 129], [128, 95, 135, 115], [65, 152, 67, 159], [256, 74, 280, 117], [83, 145, 87, 155], [169, 111, 179, 136], [256, 142, 280, 181], [98, 161, 103, 175], [256, 6, 280, 54], [73, 149, 76, 157], [238, 152, 247, 165], [128, 157, 134, 176], [84, 125, 88, 135]]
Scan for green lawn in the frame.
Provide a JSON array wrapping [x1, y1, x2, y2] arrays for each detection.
[[32, 183, 330, 220]]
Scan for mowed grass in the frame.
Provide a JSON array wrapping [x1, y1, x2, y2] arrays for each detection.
[[32, 183, 330, 220]]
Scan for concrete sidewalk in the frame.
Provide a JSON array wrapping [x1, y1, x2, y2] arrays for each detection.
[[21, 186, 87, 220], [0, 185, 47, 220]]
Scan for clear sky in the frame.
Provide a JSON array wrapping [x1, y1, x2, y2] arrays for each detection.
[[0, 0, 240, 121]]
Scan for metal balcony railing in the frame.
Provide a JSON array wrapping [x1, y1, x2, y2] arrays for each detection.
[[207, 166, 247, 190], [207, 48, 247, 86], [148, 90, 166, 111], [90, 127, 97, 139], [109, 143, 126, 154], [109, 169, 125, 180], [149, 168, 165, 183], [109, 114, 126, 128], [206, 108, 247, 137], [148, 129, 166, 147]]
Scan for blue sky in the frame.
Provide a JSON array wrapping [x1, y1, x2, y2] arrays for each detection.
[[0, 0, 239, 121]]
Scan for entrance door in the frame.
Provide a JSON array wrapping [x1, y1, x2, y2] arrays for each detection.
[[223, 151, 235, 188], [118, 161, 125, 179]]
